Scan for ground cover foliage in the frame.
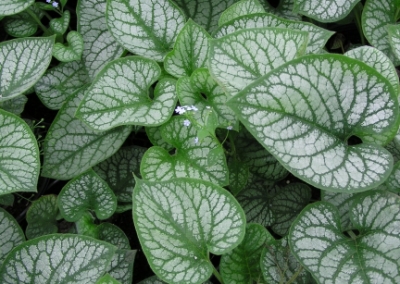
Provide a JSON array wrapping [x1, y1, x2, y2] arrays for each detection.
[[1, 0, 400, 283]]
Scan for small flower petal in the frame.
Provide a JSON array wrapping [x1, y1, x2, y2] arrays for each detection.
[[46, 0, 51, 3], [175, 106, 186, 114], [183, 119, 191, 127], [52, 2, 59, 7], [227, 126, 233, 130]]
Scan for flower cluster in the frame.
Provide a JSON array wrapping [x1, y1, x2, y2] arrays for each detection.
[[46, 0, 59, 8], [175, 105, 198, 115]]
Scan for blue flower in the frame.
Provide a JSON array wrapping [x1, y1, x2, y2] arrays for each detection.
[[52, 2, 59, 7], [183, 119, 191, 127]]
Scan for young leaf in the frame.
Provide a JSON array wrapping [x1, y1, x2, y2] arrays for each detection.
[[0, 95, 28, 116], [34, 61, 89, 110], [164, 19, 211, 78], [209, 27, 309, 95], [96, 274, 121, 284], [261, 237, 314, 283], [173, 0, 237, 33], [293, 0, 360, 23], [50, 10, 71, 35], [0, 234, 116, 283], [362, 0, 400, 65], [42, 86, 132, 180], [132, 178, 246, 283], [106, 0, 185, 61], [0, 109, 40, 195], [26, 195, 59, 239], [218, 0, 265, 27], [289, 191, 400, 283], [228, 54, 399, 192], [77, 0, 124, 80], [52, 31, 84, 62], [0, 37, 54, 102], [214, 13, 334, 54], [0, 0, 34, 16], [76, 56, 177, 131], [0, 208, 25, 266], [58, 170, 117, 222], [93, 146, 146, 203], [387, 24, 400, 61], [140, 116, 229, 186], [220, 223, 273, 283]]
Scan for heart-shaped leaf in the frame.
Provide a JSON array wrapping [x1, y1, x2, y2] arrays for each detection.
[[218, 0, 265, 27], [0, 208, 25, 266], [77, 0, 124, 79], [164, 19, 211, 78], [140, 116, 229, 186], [76, 56, 177, 131], [0, 36, 54, 102], [93, 146, 147, 202], [0, 109, 40, 195], [289, 191, 400, 283], [0, 95, 28, 116], [106, 0, 185, 61], [132, 178, 246, 283], [0, 234, 116, 284], [42, 86, 132, 180], [220, 223, 273, 283], [52, 31, 84, 62], [58, 170, 117, 222], [387, 24, 400, 61], [209, 27, 308, 96], [0, 0, 34, 16], [261, 237, 314, 283], [34, 60, 89, 110], [293, 0, 360, 22], [362, 0, 400, 65], [50, 10, 70, 35], [228, 54, 399, 192], [321, 191, 357, 231], [26, 195, 59, 239], [214, 13, 334, 54], [173, 0, 237, 33]]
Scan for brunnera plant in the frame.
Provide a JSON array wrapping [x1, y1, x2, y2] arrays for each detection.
[[1, 0, 400, 283]]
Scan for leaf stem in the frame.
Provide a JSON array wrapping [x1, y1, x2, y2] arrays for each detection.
[[26, 8, 49, 34], [347, 230, 357, 240], [212, 265, 224, 284]]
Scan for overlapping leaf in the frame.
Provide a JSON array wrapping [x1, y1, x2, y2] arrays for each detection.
[[140, 116, 229, 186], [214, 13, 334, 54], [321, 191, 357, 231], [132, 178, 246, 283], [0, 37, 54, 101], [76, 56, 177, 131], [3, 6, 42, 37], [0, 0, 34, 16], [228, 54, 399, 192], [93, 146, 147, 202], [289, 191, 400, 283], [0, 110, 40, 195], [50, 10, 70, 35], [387, 24, 400, 61], [0, 234, 116, 284], [164, 19, 211, 78], [210, 27, 308, 96], [77, 0, 124, 79], [173, 0, 237, 33], [0, 95, 27, 116], [41, 86, 132, 180], [58, 170, 117, 222], [293, 0, 360, 22], [106, 0, 185, 61], [0, 208, 25, 266], [362, 0, 400, 65], [220, 223, 273, 283], [218, 0, 265, 27], [26, 195, 59, 239], [34, 60, 89, 110]]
